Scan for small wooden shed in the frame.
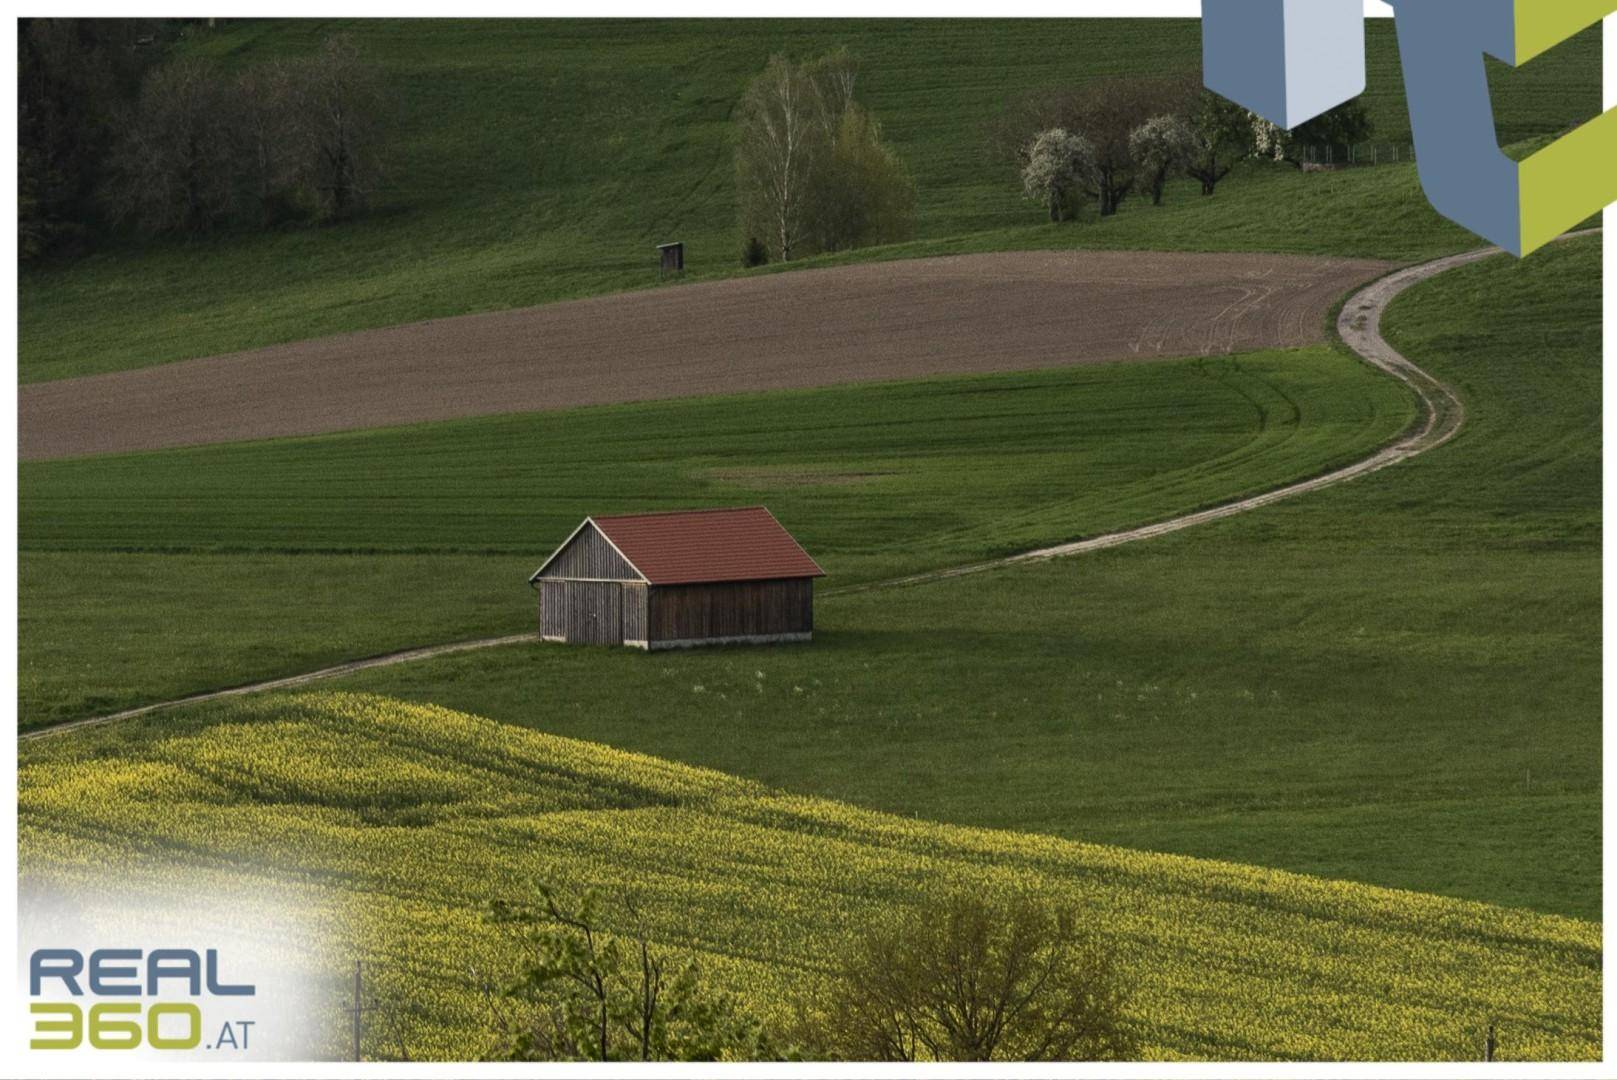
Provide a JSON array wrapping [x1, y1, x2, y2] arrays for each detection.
[[528, 507, 825, 650], [657, 241, 684, 276]]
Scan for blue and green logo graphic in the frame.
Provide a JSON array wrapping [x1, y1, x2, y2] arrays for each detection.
[[1205, 0, 1616, 256]]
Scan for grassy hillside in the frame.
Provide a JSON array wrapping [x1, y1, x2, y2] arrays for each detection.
[[20, 346, 1416, 725], [18, 18, 1600, 382], [323, 234, 1601, 920], [19, 692, 1601, 1062]]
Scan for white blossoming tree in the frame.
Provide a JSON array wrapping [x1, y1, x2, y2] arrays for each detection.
[[1129, 114, 1197, 205], [1020, 128, 1096, 223], [1251, 113, 1289, 163]]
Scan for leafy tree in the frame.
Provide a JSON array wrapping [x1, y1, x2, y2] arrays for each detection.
[[814, 104, 915, 250], [1293, 97, 1375, 153], [795, 891, 1138, 1062], [1020, 128, 1096, 222], [1129, 114, 1196, 206], [1253, 97, 1375, 168], [1075, 76, 1195, 215], [805, 46, 859, 125], [480, 884, 782, 1062], [736, 49, 912, 262], [735, 55, 827, 263], [1184, 90, 1254, 196]]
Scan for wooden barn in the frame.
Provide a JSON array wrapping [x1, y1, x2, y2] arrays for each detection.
[[528, 507, 825, 650]]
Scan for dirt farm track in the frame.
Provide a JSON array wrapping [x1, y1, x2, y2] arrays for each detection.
[[20, 250, 1393, 460]]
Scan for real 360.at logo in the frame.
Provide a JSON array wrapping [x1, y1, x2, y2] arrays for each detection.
[[28, 947, 259, 1053]]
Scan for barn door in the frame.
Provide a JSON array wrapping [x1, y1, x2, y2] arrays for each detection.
[[581, 581, 624, 645]]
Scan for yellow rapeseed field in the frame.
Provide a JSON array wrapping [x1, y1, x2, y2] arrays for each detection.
[[19, 692, 1601, 1062]]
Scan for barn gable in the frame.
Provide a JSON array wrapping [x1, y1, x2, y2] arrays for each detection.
[[530, 520, 645, 582]]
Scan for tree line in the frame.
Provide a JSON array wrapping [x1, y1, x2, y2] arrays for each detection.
[[109, 36, 384, 238], [20, 19, 385, 261], [474, 883, 1136, 1063], [998, 73, 1373, 223], [19, 18, 162, 260]]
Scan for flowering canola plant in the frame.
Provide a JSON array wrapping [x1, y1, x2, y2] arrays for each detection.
[[19, 692, 1600, 1062]]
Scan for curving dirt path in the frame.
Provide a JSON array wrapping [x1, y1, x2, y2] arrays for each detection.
[[19, 634, 544, 741], [26, 237, 1576, 741], [20, 251, 1389, 460], [830, 247, 1491, 594]]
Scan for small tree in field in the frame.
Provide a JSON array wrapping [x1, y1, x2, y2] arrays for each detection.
[[795, 891, 1138, 1062], [1129, 114, 1196, 205], [290, 34, 385, 219], [1184, 90, 1255, 196], [233, 59, 302, 226], [479, 883, 780, 1062], [1021, 128, 1096, 222]]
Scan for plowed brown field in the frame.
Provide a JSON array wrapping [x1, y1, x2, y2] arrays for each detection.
[[20, 250, 1394, 460]]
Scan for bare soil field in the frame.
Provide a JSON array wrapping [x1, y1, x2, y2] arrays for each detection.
[[20, 251, 1393, 460]]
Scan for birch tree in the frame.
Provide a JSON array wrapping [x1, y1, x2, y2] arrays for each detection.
[[736, 55, 824, 263]]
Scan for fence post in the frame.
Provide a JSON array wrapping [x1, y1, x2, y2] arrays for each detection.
[[352, 961, 363, 1062], [1485, 1022, 1497, 1062]]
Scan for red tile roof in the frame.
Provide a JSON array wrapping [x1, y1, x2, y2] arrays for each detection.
[[588, 507, 825, 586]]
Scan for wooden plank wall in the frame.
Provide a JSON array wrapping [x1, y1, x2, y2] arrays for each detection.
[[537, 523, 639, 581], [568, 580, 622, 644], [539, 580, 567, 637], [540, 579, 630, 644], [623, 583, 648, 643], [648, 578, 813, 643]]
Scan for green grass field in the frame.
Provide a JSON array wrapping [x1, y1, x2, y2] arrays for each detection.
[[20, 346, 1416, 727], [20, 236, 1601, 920], [315, 234, 1600, 920], [19, 692, 1601, 1061], [17, 18, 1601, 382]]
